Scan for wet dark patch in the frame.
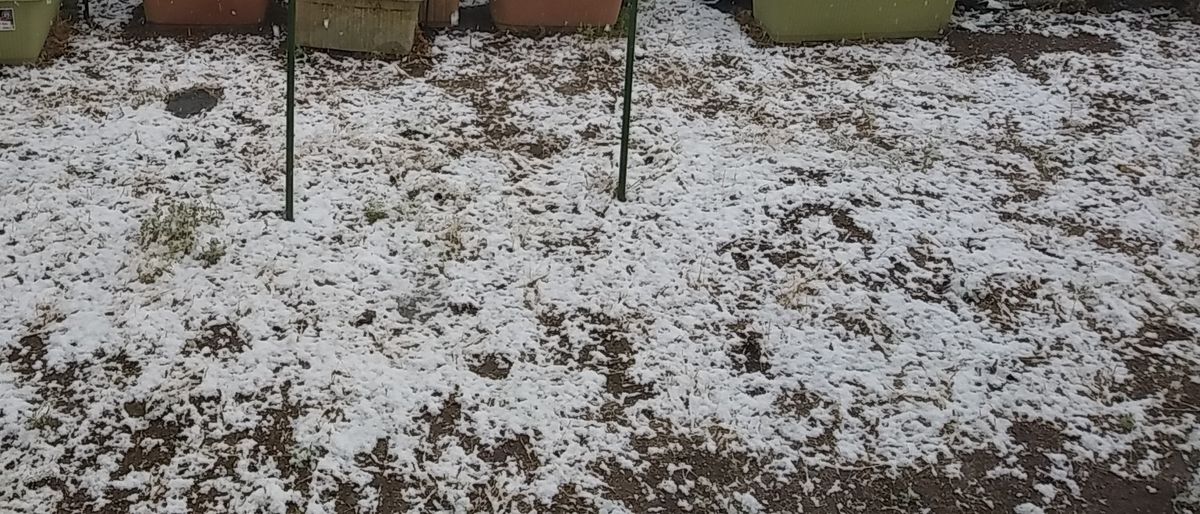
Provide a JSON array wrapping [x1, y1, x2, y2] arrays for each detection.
[[1011, 420, 1065, 454], [995, 162, 1052, 203], [538, 310, 569, 347], [165, 87, 222, 119], [6, 333, 81, 394], [421, 395, 463, 450], [353, 309, 377, 327], [333, 480, 363, 514], [1118, 319, 1200, 415], [449, 302, 480, 316], [515, 135, 569, 160], [581, 311, 655, 406], [1000, 211, 1162, 258], [340, 439, 416, 514], [479, 434, 541, 473], [831, 310, 896, 353], [733, 9, 773, 48], [1088, 90, 1158, 128], [469, 353, 512, 380], [1074, 452, 1194, 514], [702, 0, 752, 14], [967, 277, 1043, 330], [593, 413, 1194, 513], [779, 166, 831, 187], [705, 52, 749, 75], [779, 204, 875, 243], [598, 422, 769, 512], [117, 417, 183, 475], [6, 334, 48, 376], [855, 247, 957, 311], [430, 70, 567, 159], [553, 52, 622, 98], [718, 238, 804, 271], [31, 477, 135, 514], [546, 484, 595, 513], [946, 31, 1121, 72], [184, 323, 247, 357], [642, 61, 737, 121], [729, 321, 769, 374], [774, 389, 836, 432], [1136, 317, 1195, 347], [36, 16, 73, 66], [902, 244, 956, 304], [539, 228, 602, 253]]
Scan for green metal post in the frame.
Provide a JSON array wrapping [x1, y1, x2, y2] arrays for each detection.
[[616, 0, 638, 202], [285, 0, 296, 221]]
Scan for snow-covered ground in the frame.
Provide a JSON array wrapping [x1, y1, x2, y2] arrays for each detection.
[[2, 1, 1198, 513]]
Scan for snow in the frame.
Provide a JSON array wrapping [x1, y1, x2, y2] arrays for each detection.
[[1033, 482, 1055, 502], [1, 0, 1199, 512]]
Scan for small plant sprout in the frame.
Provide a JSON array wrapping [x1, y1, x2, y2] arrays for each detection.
[[197, 239, 227, 267], [139, 199, 223, 255], [364, 200, 389, 224], [137, 199, 223, 282], [778, 274, 819, 310], [26, 405, 61, 431], [442, 217, 466, 258], [1117, 414, 1136, 434]]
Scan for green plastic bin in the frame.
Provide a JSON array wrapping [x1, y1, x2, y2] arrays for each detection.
[[297, 0, 422, 54], [0, 0, 59, 64], [754, 0, 954, 43]]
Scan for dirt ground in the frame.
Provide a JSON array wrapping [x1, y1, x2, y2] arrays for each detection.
[[4, 2, 1199, 513]]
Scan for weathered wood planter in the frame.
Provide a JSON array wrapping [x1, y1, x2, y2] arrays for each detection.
[[420, 0, 459, 27], [754, 0, 955, 42], [0, 0, 59, 64], [143, 0, 270, 25], [298, 0, 423, 54], [490, 0, 621, 31]]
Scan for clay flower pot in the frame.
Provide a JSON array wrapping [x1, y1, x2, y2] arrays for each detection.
[[420, 0, 459, 27], [490, 0, 621, 30], [143, 0, 271, 25]]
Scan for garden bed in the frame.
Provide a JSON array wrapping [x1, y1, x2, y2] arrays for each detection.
[[1, 1, 1199, 513]]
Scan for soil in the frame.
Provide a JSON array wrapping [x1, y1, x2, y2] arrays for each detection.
[[13, 3, 1200, 513], [38, 16, 74, 66], [946, 31, 1122, 71]]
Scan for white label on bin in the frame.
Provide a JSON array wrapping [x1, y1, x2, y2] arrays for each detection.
[[0, 9, 15, 31]]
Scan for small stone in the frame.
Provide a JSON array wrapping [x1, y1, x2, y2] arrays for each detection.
[[353, 309, 377, 327], [124, 401, 146, 417], [165, 87, 221, 119]]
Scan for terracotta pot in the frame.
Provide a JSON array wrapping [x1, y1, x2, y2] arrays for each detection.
[[490, 0, 621, 30], [143, 0, 270, 25], [420, 0, 458, 27]]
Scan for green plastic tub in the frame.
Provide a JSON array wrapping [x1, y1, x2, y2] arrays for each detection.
[[297, 0, 423, 54], [0, 0, 60, 64], [754, 0, 954, 42]]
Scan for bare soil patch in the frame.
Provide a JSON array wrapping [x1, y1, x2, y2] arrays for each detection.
[[946, 31, 1122, 71]]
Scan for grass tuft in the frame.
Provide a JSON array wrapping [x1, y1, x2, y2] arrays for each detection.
[[137, 199, 223, 282], [364, 201, 389, 225], [197, 239, 227, 268]]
